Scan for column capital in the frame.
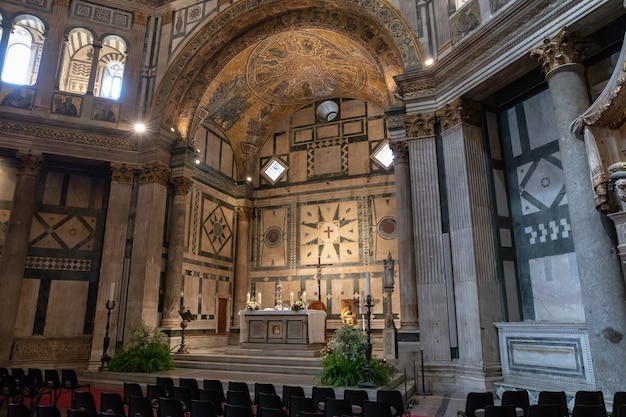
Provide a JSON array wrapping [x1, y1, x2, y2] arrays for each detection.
[[436, 99, 483, 131], [385, 113, 406, 131], [171, 176, 193, 195], [139, 162, 170, 185], [92, 40, 103, 49], [161, 11, 173, 25], [54, 0, 70, 6], [111, 163, 136, 183], [389, 141, 409, 164], [404, 113, 436, 138], [16, 152, 43, 177], [134, 12, 150, 27], [235, 206, 253, 221], [530, 27, 589, 75]]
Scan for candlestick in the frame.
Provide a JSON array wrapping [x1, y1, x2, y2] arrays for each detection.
[[365, 272, 371, 296], [257, 292, 262, 305]]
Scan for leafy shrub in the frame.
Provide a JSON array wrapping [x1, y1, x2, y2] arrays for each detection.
[[316, 325, 394, 387], [108, 322, 175, 373]]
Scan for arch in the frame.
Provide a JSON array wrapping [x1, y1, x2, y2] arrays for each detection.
[[149, 0, 423, 175], [0, 14, 46, 86], [58, 27, 95, 94], [95, 34, 126, 99]]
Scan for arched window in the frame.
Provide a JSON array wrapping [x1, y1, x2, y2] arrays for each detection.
[[1, 14, 45, 85], [58, 27, 94, 94], [95, 35, 126, 100]]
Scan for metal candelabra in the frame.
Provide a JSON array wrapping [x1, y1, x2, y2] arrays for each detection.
[[99, 300, 115, 371], [359, 294, 376, 387]]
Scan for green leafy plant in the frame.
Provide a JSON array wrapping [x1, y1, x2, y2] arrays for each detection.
[[316, 325, 394, 387], [108, 322, 175, 373]]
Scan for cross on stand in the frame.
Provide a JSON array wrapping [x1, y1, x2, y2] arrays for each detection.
[[307, 256, 333, 301]]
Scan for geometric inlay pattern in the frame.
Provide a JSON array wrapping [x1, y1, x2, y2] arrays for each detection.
[[25, 256, 92, 271], [523, 218, 571, 245], [264, 226, 284, 248], [517, 153, 566, 215], [30, 212, 96, 250], [377, 216, 397, 240], [202, 205, 233, 254]]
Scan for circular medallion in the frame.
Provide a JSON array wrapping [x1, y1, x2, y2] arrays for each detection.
[[377, 216, 397, 240], [264, 226, 284, 248]]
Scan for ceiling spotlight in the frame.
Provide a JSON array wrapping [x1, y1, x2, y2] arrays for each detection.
[[170, 127, 175, 132], [246, 176, 252, 182], [195, 159, 200, 164], [134, 123, 145, 133], [425, 58, 434, 66]]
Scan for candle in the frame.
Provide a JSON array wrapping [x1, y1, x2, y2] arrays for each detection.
[[362, 315, 365, 331], [109, 282, 115, 301], [365, 272, 371, 297], [247, 292, 250, 303], [257, 292, 262, 305], [290, 291, 294, 305], [301, 291, 306, 302]]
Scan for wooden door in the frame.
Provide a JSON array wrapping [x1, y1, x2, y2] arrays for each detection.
[[217, 297, 228, 334]]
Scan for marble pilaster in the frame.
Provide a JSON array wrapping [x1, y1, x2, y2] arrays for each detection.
[[33, 0, 69, 111], [531, 28, 626, 395], [120, 13, 149, 121], [88, 163, 135, 368], [232, 206, 252, 328], [86, 41, 103, 95], [0, 153, 43, 365], [405, 113, 452, 366], [389, 140, 419, 331], [125, 163, 169, 331], [0, 22, 12, 84], [161, 176, 193, 328], [438, 100, 503, 388]]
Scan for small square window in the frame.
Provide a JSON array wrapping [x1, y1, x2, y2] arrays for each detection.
[[372, 141, 394, 170], [262, 157, 288, 184]]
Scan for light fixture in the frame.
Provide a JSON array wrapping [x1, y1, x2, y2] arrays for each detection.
[[316, 100, 339, 122], [425, 58, 434, 66], [246, 176, 252, 182], [134, 123, 145, 133]]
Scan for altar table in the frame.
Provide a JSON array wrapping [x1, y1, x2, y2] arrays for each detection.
[[239, 309, 326, 349]]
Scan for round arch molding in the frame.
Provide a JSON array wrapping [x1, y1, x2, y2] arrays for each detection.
[[149, 0, 424, 146]]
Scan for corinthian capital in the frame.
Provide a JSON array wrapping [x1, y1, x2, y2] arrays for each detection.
[[235, 206, 253, 221], [404, 113, 435, 138], [139, 163, 170, 185], [111, 163, 136, 183], [171, 176, 193, 195], [16, 152, 43, 177], [389, 141, 409, 164], [530, 27, 589, 74], [436, 99, 483, 131]]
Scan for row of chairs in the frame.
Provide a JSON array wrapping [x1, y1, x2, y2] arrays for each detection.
[[465, 389, 626, 417], [0, 368, 90, 412]]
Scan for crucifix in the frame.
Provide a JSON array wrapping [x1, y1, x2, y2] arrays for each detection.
[[307, 256, 333, 301]]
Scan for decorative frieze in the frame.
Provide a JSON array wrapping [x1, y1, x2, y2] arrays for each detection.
[[402, 82, 436, 99], [171, 176, 193, 195], [404, 113, 435, 138], [436, 99, 483, 131], [110, 163, 136, 183], [139, 163, 170, 185], [11, 336, 92, 362], [530, 27, 588, 75], [385, 113, 405, 131]]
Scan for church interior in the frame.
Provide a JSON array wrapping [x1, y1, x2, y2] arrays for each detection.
[[1, 0, 626, 403]]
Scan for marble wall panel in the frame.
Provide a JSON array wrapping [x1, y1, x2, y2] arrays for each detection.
[[66, 175, 92, 208], [45, 280, 89, 336], [220, 145, 234, 178], [347, 141, 369, 176], [493, 169, 509, 217], [503, 261, 520, 321], [290, 151, 308, 182], [340, 99, 366, 119], [201, 277, 216, 316], [368, 118, 385, 140], [523, 92, 559, 151], [42, 172, 64, 205], [372, 196, 398, 261], [259, 207, 288, 267], [292, 105, 315, 127], [331, 278, 355, 316], [275, 133, 290, 155], [14, 278, 40, 338], [0, 158, 17, 200], [184, 274, 200, 312], [313, 145, 342, 175], [256, 280, 275, 309]]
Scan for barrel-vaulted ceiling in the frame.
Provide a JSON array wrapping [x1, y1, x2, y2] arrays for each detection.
[[149, 0, 423, 179]]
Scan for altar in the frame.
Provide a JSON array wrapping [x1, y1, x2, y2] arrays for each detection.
[[239, 309, 326, 349]]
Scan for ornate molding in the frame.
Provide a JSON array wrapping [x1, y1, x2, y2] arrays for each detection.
[[436, 99, 483, 131], [54, 0, 70, 7], [139, 163, 170, 186], [171, 176, 193, 195], [16, 153, 43, 177], [530, 27, 588, 75], [11, 336, 91, 362], [110, 163, 136, 183], [235, 206, 253, 221], [385, 113, 405, 130], [402, 82, 436, 98], [389, 141, 409, 164], [404, 113, 435, 138]]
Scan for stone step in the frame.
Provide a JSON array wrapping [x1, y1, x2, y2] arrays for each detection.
[[174, 359, 321, 375]]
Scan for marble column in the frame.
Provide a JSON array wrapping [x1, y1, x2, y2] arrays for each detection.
[[438, 99, 504, 389], [0, 21, 13, 81], [86, 41, 103, 95], [34, 0, 70, 111], [404, 113, 453, 369], [389, 140, 419, 331], [161, 176, 193, 328], [0, 153, 43, 365], [125, 163, 169, 331], [531, 28, 626, 395], [232, 206, 252, 328], [88, 164, 135, 368]]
